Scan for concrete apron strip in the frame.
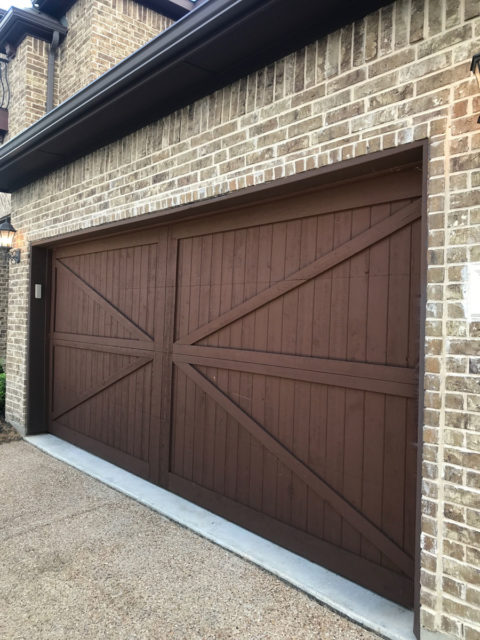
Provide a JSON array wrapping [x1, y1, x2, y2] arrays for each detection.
[[26, 434, 417, 640]]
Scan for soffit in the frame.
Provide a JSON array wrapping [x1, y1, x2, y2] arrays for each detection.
[[0, 0, 392, 192], [34, 0, 195, 20], [0, 7, 67, 54]]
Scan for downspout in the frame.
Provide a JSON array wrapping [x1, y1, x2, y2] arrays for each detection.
[[46, 30, 60, 113]]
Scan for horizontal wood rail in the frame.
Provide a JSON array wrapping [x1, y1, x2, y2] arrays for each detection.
[[173, 345, 417, 397], [171, 170, 421, 240]]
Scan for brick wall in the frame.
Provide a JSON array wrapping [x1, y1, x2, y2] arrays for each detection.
[[55, 0, 172, 106], [4, 0, 172, 140], [0, 0, 172, 413], [0, 192, 10, 364], [0, 258, 8, 365], [5, 0, 480, 637], [4, 36, 49, 141]]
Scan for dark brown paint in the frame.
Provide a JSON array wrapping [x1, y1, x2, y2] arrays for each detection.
[[25, 145, 426, 622], [44, 161, 422, 608]]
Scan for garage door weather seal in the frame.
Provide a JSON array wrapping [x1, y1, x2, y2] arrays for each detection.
[[25, 434, 435, 640]]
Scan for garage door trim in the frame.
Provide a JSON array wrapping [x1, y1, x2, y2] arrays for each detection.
[[26, 141, 427, 631]]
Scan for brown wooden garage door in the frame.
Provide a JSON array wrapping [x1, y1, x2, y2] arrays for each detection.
[[49, 167, 422, 607]]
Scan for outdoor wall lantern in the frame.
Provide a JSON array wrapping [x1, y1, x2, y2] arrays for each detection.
[[471, 53, 480, 88], [0, 219, 20, 264], [472, 54, 480, 123]]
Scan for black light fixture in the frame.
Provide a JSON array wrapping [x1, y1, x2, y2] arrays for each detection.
[[0, 218, 20, 264], [472, 54, 480, 124], [471, 53, 480, 89]]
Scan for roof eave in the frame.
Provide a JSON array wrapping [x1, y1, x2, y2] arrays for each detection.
[[0, 0, 393, 192], [0, 7, 67, 54], [34, 0, 194, 21]]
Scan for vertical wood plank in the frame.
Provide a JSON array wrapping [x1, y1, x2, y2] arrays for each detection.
[[307, 384, 327, 538], [217, 231, 234, 347], [382, 396, 407, 550], [198, 234, 213, 331], [291, 380, 309, 530], [253, 224, 272, 355], [236, 371, 252, 506], [282, 220, 303, 521], [341, 388, 364, 554], [281, 220, 301, 355], [361, 391, 385, 565], [172, 366, 186, 475], [366, 203, 390, 365], [224, 370, 240, 500], [276, 378, 294, 524], [341, 205, 370, 551], [242, 226, 260, 350], [408, 219, 421, 368], [175, 238, 192, 341], [105, 249, 113, 337], [132, 246, 141, 330], [206, 233, 223, 347], [189, 236, 202, 335], [312, 213, 334, 357], [230, 229, 247, 348], [387, 221, 411, 367], [404, 397, 418, 556], [263, 376, 279, 518], [183, 374, 196, 481], [158, 230, 177, 486], [267, 221, 286, 353], [213, 367, 228, 494], [192, 380, 206, 486], [201, 380, 217, 490], [249, 373, 265, 512]]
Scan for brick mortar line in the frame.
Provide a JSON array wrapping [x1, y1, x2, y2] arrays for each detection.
[[432, 81, 453, 631], [441, 518, 480, 532]]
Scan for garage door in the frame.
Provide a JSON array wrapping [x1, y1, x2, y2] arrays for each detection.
[[49, 166, 422, 607]]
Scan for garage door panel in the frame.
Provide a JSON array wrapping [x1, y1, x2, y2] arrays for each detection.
[[203, 371, 410, 550], [197, 241, 418, 373], [171, 362, 414, 577], [179, 198, 421, 349], [51, 344, 138, 415], [52, 360, 153, 462], [177, 198, 418, 349], [172, 365, 317, 527], [50, 235, 159, 478], [61, 245, 158, 338], [176, 216, 322, 341], [54, 259, 153, 342], [54, 263, 131, 340]]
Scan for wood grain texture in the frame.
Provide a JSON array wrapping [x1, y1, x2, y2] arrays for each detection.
[[49, 168, 422, 607], [49, 235, 158, 478], [169, 178, 422, 605], [178, 198, 421, 346]]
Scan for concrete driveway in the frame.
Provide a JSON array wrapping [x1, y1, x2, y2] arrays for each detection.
[[0, 441, 380, 640]]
